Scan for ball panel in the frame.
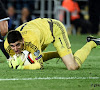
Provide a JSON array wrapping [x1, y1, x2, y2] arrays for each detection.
[[11, 50, 34, 66]]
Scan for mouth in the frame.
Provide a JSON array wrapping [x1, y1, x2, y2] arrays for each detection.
[[15, 50, 21, 54]]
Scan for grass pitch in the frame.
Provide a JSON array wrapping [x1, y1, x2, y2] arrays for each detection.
[[0, 35, 100, 90]]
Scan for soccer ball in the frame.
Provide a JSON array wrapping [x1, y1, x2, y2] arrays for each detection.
[[22, 50, 34, 66], [12, 50, 34, 66]]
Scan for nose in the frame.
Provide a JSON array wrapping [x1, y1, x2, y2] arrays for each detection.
[[14, 46, 18, 51]]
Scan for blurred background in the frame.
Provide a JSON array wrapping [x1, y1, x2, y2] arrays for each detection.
[[1, 0, 100, 35]]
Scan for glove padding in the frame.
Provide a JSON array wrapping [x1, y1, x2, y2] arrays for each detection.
[[8, 54, 25, 69]]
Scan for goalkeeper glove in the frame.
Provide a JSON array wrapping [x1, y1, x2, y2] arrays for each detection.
[[8, 56, 24, 69]]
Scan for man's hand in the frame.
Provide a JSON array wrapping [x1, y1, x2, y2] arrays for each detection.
[[0, 21, 8, 36], [8, 56, 24, 69]]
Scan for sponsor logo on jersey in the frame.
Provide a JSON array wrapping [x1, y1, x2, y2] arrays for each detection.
[[35, 55, 42, 60], [34, 50, 40, 56]]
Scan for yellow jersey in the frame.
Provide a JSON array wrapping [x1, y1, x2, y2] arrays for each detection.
[[4, 18, 72, 69], [5, 18, 54, 54], [4, 18, 55, 68]]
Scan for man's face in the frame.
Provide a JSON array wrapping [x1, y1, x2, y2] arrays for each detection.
[[9, 40, 24, 54]]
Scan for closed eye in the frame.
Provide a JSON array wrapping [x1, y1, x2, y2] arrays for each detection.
[[10, 45, 15, 47], [16, 43, 21, 47]]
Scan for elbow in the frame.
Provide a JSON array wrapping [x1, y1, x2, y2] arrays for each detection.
[[67, 65, 80, 70]]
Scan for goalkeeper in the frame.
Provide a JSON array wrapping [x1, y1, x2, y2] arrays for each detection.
[[4, 18, 99, 70]]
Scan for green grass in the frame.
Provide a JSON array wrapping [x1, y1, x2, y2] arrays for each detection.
[[0, 35, 100, 90]]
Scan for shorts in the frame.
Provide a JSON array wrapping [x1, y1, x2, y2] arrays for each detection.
[[51, 19, 72, 57]]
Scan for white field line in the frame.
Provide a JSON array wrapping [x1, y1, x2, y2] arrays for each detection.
[[0, 77, 100, 81]]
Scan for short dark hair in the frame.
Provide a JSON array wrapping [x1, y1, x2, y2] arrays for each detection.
[[7, 30, 23, 44]]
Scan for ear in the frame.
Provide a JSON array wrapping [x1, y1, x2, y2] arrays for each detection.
[[22, 38, 24, 43]]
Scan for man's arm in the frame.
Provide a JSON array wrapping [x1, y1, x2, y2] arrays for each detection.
[[0, 20, 8, 36], [22, 49, 43, 70], [23, 61, 41, 70], [8, 55, 42, 70], [0, 0, 10, 36], [8, 53, 43, 70]]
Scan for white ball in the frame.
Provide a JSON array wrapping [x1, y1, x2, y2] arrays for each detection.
[[22, 50, 34, 66], [12, 50, 34, 66]]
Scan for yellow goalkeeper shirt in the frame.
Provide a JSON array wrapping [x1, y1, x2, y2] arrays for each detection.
[[4, 18, 72, 69], [4, 18, 54, 68]]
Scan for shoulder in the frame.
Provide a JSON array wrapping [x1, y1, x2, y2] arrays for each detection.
[[4, 37, 16, 56], [22, 30, 39, 42], [4, 38, 9, 49], [4, 39, 12, 55]]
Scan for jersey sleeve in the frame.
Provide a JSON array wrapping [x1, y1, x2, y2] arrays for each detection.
[[21, 30, 43, 69], [23, 60, 41, 70], [4, 39, 15, 57], [25, 40, 43, 69]]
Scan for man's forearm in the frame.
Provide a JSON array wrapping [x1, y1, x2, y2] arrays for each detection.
[[23, 62, 41, 70], [0, 20, 8, 36]]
